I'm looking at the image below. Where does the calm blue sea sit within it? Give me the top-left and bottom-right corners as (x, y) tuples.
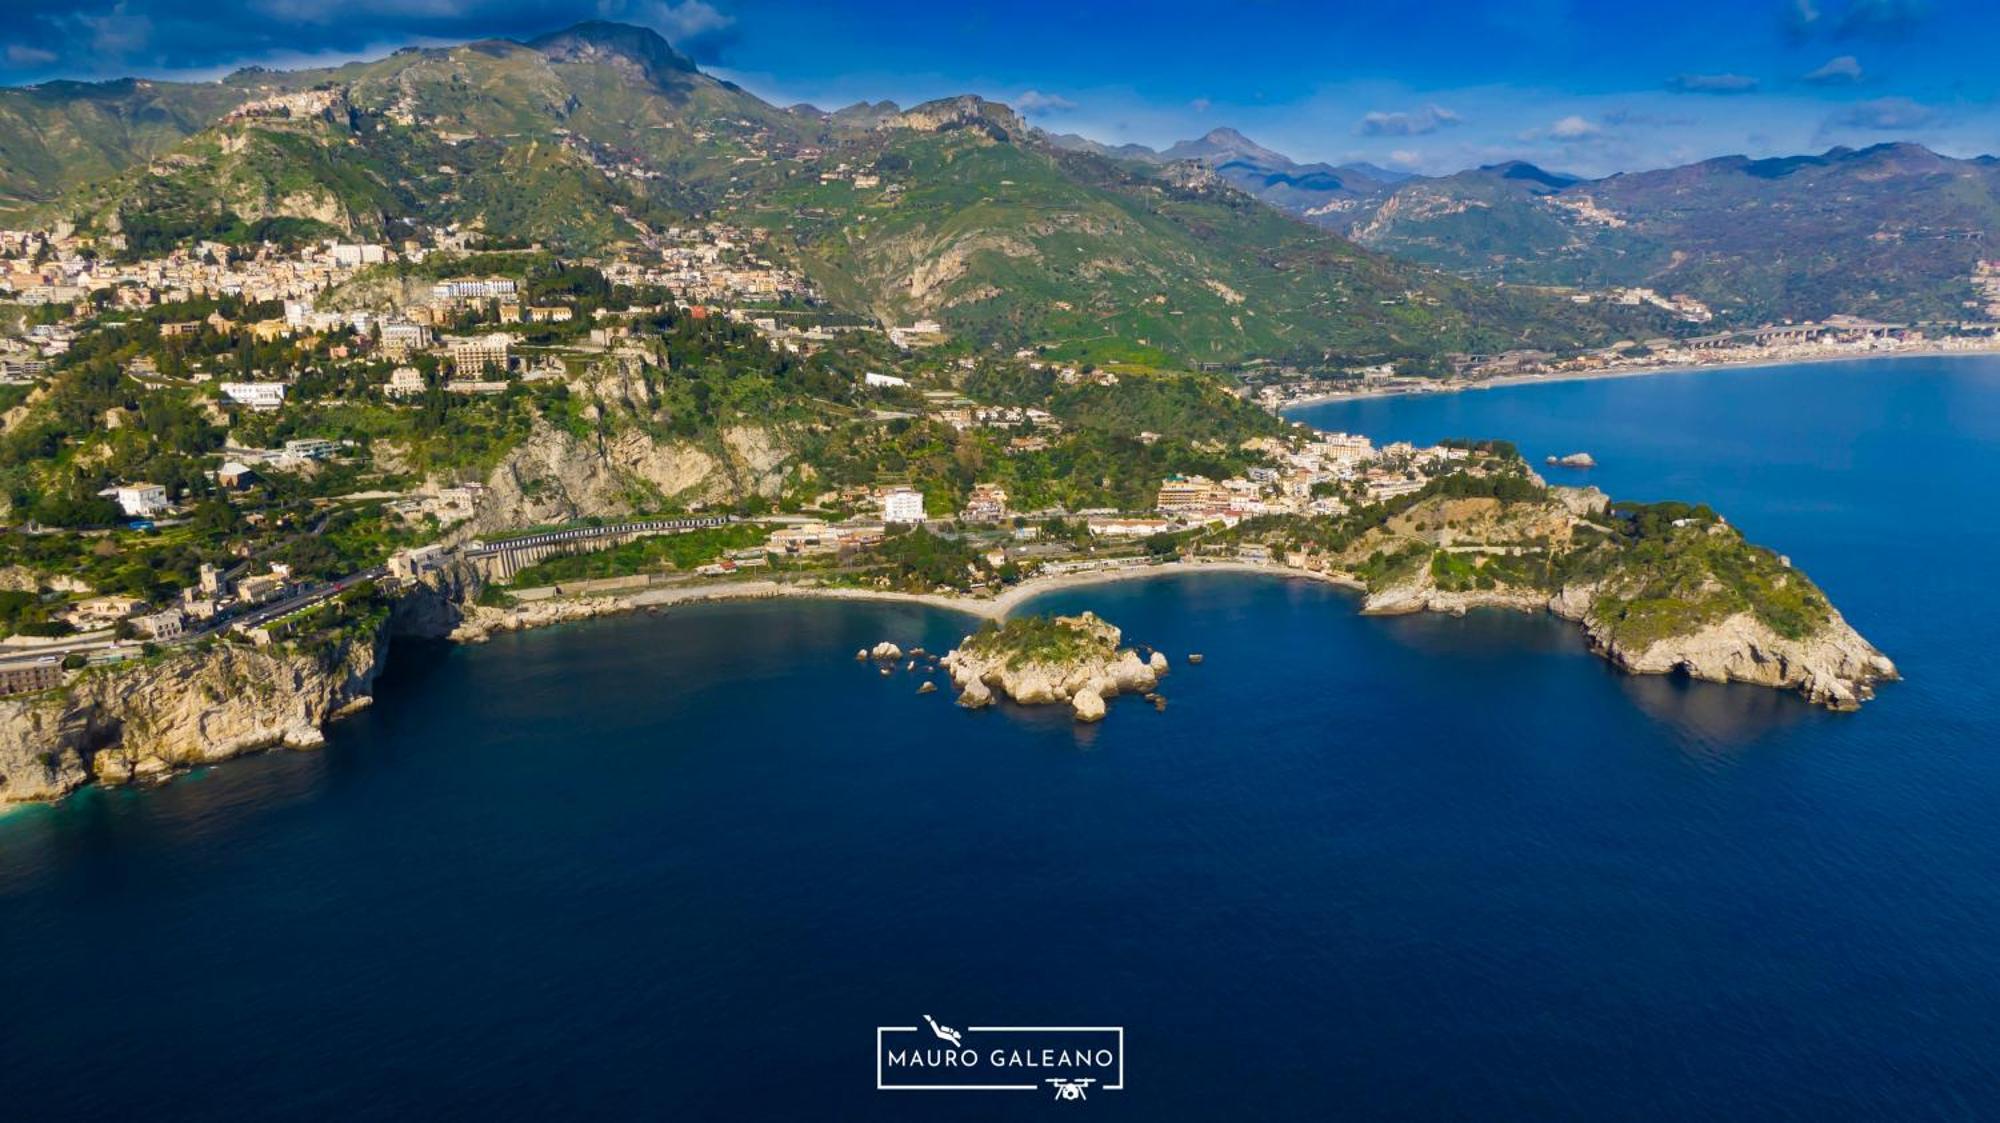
(5, 357), (2000, 1120)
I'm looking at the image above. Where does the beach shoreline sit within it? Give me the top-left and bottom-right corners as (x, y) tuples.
(504, 560), (1354, 629)
(1277, 344), (2000, 410)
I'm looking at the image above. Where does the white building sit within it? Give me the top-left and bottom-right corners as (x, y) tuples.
(863, 371), (908, 389)
(329, 243), (387, 267)
(109, 483), (170, 518)
(218, 382), (287, 411)
(431, 278), (518, 301)
(880, 487), (926, 525)
(131, 609), (187, 641)
(386, 366), (427, 397)
(283, 438), (340, 461)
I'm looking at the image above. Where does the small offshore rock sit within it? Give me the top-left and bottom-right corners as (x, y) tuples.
(855, 649), (868, 661)
(917, 681), (938, 695)
(1148, 651), (1169, 674)
(871, 641), (902, 661)
(1187, 653), (1204, 665)
(1071, 688), (1107, 723)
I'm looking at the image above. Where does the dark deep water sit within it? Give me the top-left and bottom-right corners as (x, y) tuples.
(6, 356), (2000, 1120)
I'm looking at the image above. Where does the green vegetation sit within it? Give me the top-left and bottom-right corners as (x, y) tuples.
(962, 613), (1115, 669)
(1563, 503), (1832, 647)
(863, 527), (983, 592)
(506, 524), (768, 587)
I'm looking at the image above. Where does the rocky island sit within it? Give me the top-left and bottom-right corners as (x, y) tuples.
(941, 613), (1168, 722)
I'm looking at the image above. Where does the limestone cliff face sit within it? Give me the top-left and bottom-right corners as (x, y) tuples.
(447, 595), (630, 643)
(471, 417), (788, 536)
(941, 612), (1166, 722)
(1360, 582), (1547, 617)
(1354, 564), (1897, 710)
(0, 632), (385, 803)
(1554, 594), (1898, 711)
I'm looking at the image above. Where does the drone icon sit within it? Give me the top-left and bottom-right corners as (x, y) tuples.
(1047, 1077), (1096, 1101)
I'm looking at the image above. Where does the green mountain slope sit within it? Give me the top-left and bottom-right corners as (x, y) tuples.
(733, 98), (1642, 363)
(48, 26), (802, 253)
(0, 78), (256, 221)
(15, 22), (1661, 363)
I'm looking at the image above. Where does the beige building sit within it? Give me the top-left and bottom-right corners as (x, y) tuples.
(447, 333), (512, 376)
(0, 656), (63, 697)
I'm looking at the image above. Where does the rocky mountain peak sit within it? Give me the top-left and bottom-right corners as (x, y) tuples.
(525, 20), (697, 82)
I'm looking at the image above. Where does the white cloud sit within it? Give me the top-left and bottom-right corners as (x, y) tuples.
(1826, 95), (1936, 130)
(607, 0), (734, 42)
(1016, 89), (1077, 114)
(1548, 114), (1604, 141)
(5, 44), (58, 66)
(1804, 55), (1864, 83)
(1667, 73), (1759, 94)
(76, 1), (152, 58)
(1358, 104), (1461, 136)
(1786, 0), (1822, 34)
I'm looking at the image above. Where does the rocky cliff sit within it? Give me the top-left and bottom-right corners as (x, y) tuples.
(0, 632), (384, 803)
(1552, 590), (1897, 710)
(0, 568), (477, 804)
(941, 612), (1167, 722)
(466, 368), (790, 537)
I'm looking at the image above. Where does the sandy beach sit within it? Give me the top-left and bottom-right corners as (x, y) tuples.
(1278, 344), (2000, 410)
(517, 560), (1353, 625)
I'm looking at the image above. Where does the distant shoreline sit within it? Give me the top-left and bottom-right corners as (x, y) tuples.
(1278, 345), (2000, 410)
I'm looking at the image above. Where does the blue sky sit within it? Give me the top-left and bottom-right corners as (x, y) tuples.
(5, 0), (1998, 175)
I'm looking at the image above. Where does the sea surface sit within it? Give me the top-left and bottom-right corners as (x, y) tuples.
(5, 356), (2000, 1119)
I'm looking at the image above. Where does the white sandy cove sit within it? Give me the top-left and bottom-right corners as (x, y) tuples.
(534, 560), (1353, 622)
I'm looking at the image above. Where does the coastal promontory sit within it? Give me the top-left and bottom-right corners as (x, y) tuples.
(1257, 459), (1897, 709)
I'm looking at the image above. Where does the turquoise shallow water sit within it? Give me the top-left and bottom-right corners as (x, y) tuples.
(4, 356), (2000, 1119)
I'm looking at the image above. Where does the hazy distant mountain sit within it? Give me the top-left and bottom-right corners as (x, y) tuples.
(1041, 132), (1157, 163)
(1343, 143), (2000, 323)
(1335, 162), (1419, 185)
(1045, 126), (1416, 221)
(1159, 127), (1294, 167)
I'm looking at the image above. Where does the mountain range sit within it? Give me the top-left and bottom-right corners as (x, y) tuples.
(1142, 129), (2000, 325)
(2, 23), (1665, 365)
(2, 20), (1992, 361)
